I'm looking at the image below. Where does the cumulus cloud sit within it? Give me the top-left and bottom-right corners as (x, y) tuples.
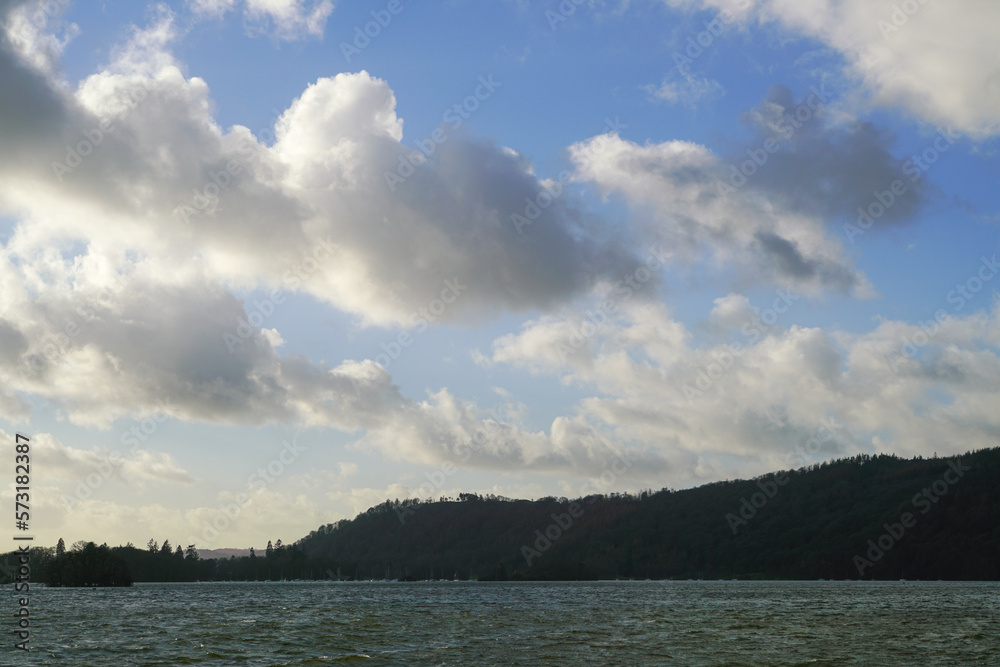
(569, 126), (874, 296)
(358, 388), (668, 479)
(2, 0), (993, 495)
(664, 0), (1000, 138)
(573, 84), (931, 294)
(485, 291), (1000, 484)
(0, 8), (642, 329)
(0, 4), (648, 472)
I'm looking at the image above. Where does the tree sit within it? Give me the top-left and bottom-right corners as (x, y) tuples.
(160, 540), (172, 556)
(185, 545), (199, 561)
(175, 544), (184, 560)
(56, 538), (66, 557)
(266, 540), (274, 558)
(46, 542), (132, 587)
(147, 539), (158, 553)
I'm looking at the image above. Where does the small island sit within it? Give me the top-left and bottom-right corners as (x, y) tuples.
(45, 541), (132, 587)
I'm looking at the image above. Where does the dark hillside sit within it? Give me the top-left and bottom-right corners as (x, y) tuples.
(296, 448), (1000, 581)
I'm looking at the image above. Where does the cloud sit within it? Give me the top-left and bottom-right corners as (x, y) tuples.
(357, 388), (669, 479)
(0, 5), (651, 469)
(2, 0), (993, 496)
(569, 127), (873, 296)
(644, 72), (725, 107)
(24, 485), (326, 549)
(570, 83), (934, 295)
(9, 10), (877, 478)
(485, 292), (1000, 484)
(2, 0), (80, 73)
(664, 0), (1000, 138)
(188, 0), (334, 40)
(2, 431), (194, 485)
(0, 9), (643, 329)
(735, 85), (926, 225)
(707, 292), (756, 332)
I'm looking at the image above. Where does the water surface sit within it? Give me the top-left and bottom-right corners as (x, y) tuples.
(7, 580), (998, 665)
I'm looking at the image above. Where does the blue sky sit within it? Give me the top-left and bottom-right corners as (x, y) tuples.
(0, 0), (997, 551)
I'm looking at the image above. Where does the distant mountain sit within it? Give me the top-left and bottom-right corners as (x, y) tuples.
(197, 548), (258, 560)
(294, 448), (1000, 581)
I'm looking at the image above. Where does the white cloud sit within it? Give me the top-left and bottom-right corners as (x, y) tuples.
(665, 0), (1000, 138)
(189, 0), (334, 40)
(1, 1), (995, 499)
(0, 9), (642, 329)
(358, 387), (669, 479)
(569, 131), (873, 296)
(3, 431), (195, 485)
(644, 72), (725, 107)
(2, 0), (80, 74)
(485, 293), (1000, 484)
(707, 293), (757, 332)
(0, 6), (648, 463)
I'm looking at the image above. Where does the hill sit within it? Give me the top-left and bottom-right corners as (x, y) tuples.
(5, 448), (997, 584)
(294, 448), (1000, 581)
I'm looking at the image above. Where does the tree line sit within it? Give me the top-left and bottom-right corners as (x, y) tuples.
(294, 447), (1000, 581)
(2, 537), (359, 586)
(4, 447), (998, 584)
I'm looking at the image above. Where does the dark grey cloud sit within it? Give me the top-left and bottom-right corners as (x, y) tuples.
(735, 85), (926, 227)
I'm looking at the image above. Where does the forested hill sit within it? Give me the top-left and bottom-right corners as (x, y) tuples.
(296, 448), (1000, 581)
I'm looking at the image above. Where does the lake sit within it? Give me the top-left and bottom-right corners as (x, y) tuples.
(7, 580), (998, 665)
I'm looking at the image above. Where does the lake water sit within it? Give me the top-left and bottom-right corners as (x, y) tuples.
(7, 580), (998, 665)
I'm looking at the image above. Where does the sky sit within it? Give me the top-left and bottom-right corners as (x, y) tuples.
(0, 0), (997, 552)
